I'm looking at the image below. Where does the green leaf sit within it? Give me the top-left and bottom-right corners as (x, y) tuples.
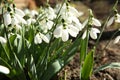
(81, 49), (94, 80)
(80, 38), (88, 64)
(94, 62), (120, 73)
(41, 60), (62, 80)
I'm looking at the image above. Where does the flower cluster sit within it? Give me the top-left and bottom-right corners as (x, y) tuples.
(0, 2), (101, 45)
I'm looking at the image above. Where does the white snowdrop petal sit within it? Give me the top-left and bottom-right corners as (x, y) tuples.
(53, 26), (62, 38)
(75, 22), (83, 31)
(27, 19), (32, 25)
(107, 16), (114, 27)
(92, 18), (101, 26)
(0, 36), (7, 44)
(0, 65), (10, 74)
(82, 19), (88, 28)
(3, 12), (11, 26)
(31, 19), (36, 23)
(11, 16), (19, 25)
(115, 19), (120, 23)
(68, 25), (79, 37)
(71, 16), (80, 23)
(69, 6), (80, 17)
(90, 31), (97, 39)
(31, 10), (38, 17)
(62, 29), (69, 42)
(82, 30), (87, 39)
(15, 24), (22, 30)
(24, 9), (30, 14)
(68, 29), (77, 37)
(91, 28), (100, 33)
(115, 14), (120, 23)
(15, 14), (27, 24)
(47, 20), (53, 30)
(114, 36), (120, 44)
(34, 34), (42, 44)
(15, 8), (25, 17)
(40, 33), (49, 43)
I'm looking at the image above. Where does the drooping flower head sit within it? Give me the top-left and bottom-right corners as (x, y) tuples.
(82, 9), (101, 40)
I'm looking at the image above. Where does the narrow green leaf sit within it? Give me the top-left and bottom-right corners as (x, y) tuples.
(80, 38), (87, 64)
(94, 62), (120, 73)
(81, 49), (94, 80)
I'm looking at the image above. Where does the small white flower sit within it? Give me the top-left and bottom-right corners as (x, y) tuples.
(82, 18), (101, 28)
(90, 28), (100, 39)
(34, 33), (42, 44)
(24, 9), (30, 15)
(68, 6), (83, 17)
(107, 16), (114, 27)
(40, 20), (54, 33)
(15, 24), (22, 30)
(82, 30), (87, 39)
(82, 28), (100, 39)
(11, 16), (19, 25)
(54, 24), (79, 42)
(34, 33), (49, 44)
(3, 12), (11, 26)
(14, 14), (27, 24)
(0, 36), (7, 44)
(0, 65), (10, 74)
(27, 18), (36, 25)
(31, 10), (38, 17)
(115, 14), (120, 23)
(15, 8), (25, 17)
(62, 29), (69, 42)
(53, 26), (62, 38)
(92, 18), (101, 26)
(46, 20), (54, 30)
(107, 13), (120, 27)
(46, 7), (56, 20)
(114, 36), (120, 44)
(67, 25), (79, 37)
(39, 33), (49, 43)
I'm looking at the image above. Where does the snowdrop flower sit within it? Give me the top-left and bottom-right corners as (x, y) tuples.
(54, 24), (79, 42)
(107, 13), (120, 27)
(14, 14), (27, 24)
(0, 65), (10, 74)
(34, 33), (49, 44)
(114, 36), (120, 44)
(45, 7), (56, 20)
(55, 3), (83, 18)
(3, 12), (11, 26)
(82, 18), (101, 28)
(30, 10), (38, 17)
(15, 8), (25, 17)
(82, 17), (101, 39)
(82, 28), (100, 39)
(40, 20), (54, 33)
(3, 7), (26, 27)
(15, 24), (22, 30)
(67, 16), (83, 31)
(27, 18), (36, 25)
(92, 18), (101, 26)
(0, 36), (7, 44)
(68, 5), (83, 17)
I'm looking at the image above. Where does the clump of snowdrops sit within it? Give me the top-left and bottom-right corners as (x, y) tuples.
(0, 0), (120, 80)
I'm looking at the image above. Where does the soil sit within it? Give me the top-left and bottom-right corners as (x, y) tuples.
(53, 1), (120, 80)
